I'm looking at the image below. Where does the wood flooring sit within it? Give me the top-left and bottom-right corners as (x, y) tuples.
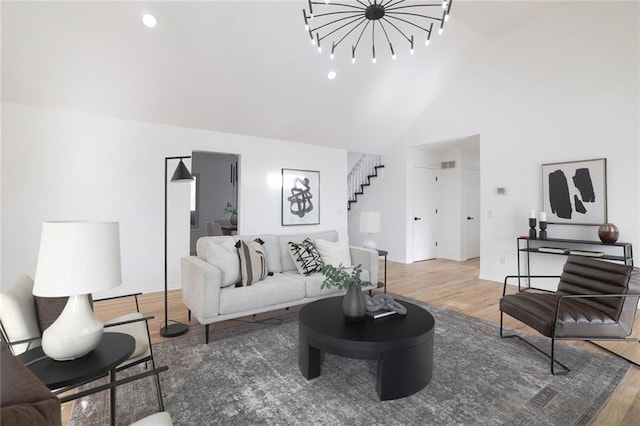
(65, 258), (639, 425)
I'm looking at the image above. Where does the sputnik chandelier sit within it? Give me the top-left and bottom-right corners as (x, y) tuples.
(303, 0), (454, 63)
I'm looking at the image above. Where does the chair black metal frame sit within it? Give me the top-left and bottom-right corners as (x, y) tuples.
(0, 292), (165, 410)
(501, 274), (640, 375)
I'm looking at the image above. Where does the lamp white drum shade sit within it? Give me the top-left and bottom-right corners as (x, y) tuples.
(360, 212), (381, 249)
(33, 221), (122, 360)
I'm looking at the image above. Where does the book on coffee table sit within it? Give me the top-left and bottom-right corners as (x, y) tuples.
(367, 309), (397, 319)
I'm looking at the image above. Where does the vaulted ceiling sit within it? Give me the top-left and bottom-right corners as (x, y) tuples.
(1, 1), (550, 153)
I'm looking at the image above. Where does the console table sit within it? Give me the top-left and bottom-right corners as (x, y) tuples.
(516, 237), (634, 288)
(377, 249), (388, 293)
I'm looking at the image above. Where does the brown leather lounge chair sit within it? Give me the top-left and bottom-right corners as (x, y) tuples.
(500, 255), (640, 375)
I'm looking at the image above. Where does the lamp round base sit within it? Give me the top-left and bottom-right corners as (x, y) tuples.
(160, 323), (189, 337)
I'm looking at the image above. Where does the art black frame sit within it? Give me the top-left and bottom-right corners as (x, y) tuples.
(281, 168), (320, 226)
(541, 158), (607, 225)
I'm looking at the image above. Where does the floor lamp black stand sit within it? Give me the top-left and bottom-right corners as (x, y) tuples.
(160, 155), (192, 338)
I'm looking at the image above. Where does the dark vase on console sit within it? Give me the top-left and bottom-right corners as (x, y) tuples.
(529, 218), (537, 239)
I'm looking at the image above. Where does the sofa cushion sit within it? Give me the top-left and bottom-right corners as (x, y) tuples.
(236, 239), (268, 286)
(288, 238), (324, 276)
(286, 268), (371, 298)
(203, 238), (240, 288)
(314, 239), (352, 267)
(219, 274), (306, 315)
(279, 230), (339, 272)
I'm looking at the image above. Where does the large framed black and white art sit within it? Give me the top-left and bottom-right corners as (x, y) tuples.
(281, 168), (320, 226)
(541, 158), (607, 225)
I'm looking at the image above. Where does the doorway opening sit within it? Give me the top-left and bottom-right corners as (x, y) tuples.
(189, 151), (239, 254)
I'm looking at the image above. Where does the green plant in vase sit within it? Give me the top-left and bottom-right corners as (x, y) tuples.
(224, 202), (238, 226)
(322, 264), (371, 321)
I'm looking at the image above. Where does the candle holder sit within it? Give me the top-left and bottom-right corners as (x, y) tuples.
(539, 221), (547, 240)
(529, 218), (537, 239)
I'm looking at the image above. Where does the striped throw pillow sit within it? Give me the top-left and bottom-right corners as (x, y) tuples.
(235, 239), (268, 286)
(288, 238), (324, 276)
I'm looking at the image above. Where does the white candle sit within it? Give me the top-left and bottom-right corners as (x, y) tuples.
(539, 211), (547, 222)
(530, 209), (536, 219)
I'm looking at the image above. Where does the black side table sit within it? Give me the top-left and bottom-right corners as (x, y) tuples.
(18, 332), (135, 426)
(377, 249), (388, 293)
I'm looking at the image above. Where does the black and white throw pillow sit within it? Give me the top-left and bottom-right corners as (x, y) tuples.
(288, 238), (324, 276)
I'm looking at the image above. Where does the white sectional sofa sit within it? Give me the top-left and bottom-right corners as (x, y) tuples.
(181, 230), (378, 343)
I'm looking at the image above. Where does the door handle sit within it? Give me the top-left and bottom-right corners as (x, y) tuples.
(414, 217), (422, 221)
(467, 216), (474, 220)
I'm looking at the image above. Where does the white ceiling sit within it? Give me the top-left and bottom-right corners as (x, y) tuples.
(1, 1), (551, 153)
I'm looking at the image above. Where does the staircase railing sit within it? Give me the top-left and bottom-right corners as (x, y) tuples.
(347, 154), (384, 210)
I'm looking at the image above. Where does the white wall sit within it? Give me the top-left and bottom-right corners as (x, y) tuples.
(398, 1), (639, 283)
(1, 103), (348, 295)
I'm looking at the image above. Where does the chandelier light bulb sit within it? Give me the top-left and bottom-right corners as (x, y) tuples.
(372, 57), (376, 64)
(328, 71), (336, 79)
(442, 1), (448, 9)
(392, 54), (396, 60)
(438, 27), (444, 35)
(311, 39), (316, 45)
(142, 13), (157, 28)
(352, 56), (356, 64)
(410, 48), (415, 55)
(330, 53), (334, 60)
(305, 24), (309, 31)
(318, 46), (322, 53)
(425, 39), (430, 46)
(445, 14), (450, 22)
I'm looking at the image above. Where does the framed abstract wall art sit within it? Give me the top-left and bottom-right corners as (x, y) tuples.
(281, 168), (320, 226)
(541, 158), (607, 225)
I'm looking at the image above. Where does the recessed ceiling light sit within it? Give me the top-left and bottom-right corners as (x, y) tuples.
(327, 71), (337, 80)
(142, 14), (157, 28)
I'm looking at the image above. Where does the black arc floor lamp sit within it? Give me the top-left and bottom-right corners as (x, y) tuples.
(161, 155), (193, 338)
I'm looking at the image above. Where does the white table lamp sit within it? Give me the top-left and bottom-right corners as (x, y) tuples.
(360, 211), (381, 250)
(33, 221), (122, 361)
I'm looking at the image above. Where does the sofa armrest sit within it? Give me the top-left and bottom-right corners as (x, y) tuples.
(349, 246), (379, 286)
(181, 256), (223, 324)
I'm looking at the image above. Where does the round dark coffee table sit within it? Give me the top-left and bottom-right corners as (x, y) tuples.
(298, 296), (434, 400)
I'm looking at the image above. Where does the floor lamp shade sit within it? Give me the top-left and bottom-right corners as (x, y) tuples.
(360, 212), (381, 250)
(33, 221), (122, 360)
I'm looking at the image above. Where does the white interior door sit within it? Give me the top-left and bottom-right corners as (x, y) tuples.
(412, 166), (437, 262)
(464, 167), (480, 259)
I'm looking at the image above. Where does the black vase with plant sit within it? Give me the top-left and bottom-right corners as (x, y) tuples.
(321, 264), (371, 321)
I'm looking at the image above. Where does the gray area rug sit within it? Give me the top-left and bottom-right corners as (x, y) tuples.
(70, 295), (629, 425)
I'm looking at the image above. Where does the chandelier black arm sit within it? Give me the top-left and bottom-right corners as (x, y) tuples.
(385, 3), (448, 13)
(307, 9), (365, 20)
(315, 14), (367, 43)
(352, 19), (372, 56)
(385, 14), (436, 33)
(378, 20), (395, 56)
(380, 17), (413, 43)
(332, 17), (369, 50)
(382, 0), (404, 9)
(308, 11), (363, 34)
(355, 0), (371, 9)
(386, 11), (445, 23)
(310, 1), (366, 11)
